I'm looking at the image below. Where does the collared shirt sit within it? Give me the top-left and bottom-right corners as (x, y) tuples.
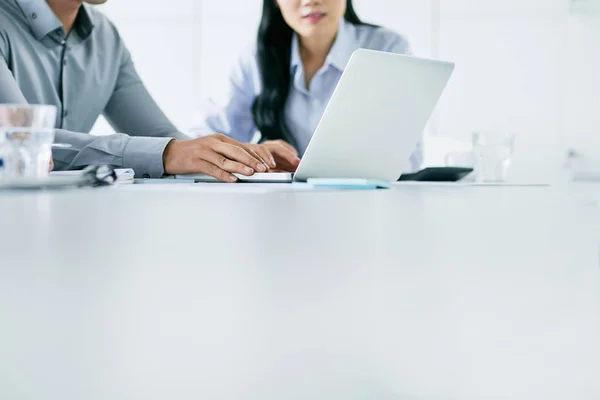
(0, 0), (186, 177)
(193, 19), (423, 172)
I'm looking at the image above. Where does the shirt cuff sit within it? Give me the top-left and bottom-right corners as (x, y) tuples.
(122, 136), (174, 178)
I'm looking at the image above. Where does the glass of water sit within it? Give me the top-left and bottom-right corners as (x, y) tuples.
(0, 104), (57, 178)
(472, 131), (516, 183)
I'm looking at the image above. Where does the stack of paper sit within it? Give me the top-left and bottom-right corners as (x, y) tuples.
(115, 169), (134, 184)
(50, 168), (135, 184)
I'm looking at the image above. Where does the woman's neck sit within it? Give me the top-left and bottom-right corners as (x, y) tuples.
(46, 0), (83, 34)
(299, 28), (338, 89)
(299, 34), (335, 64)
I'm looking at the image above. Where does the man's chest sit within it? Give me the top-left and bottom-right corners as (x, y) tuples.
(8, 36), (119, 130)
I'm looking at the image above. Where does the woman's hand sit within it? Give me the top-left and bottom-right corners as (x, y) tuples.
(253, 140), (301, 172)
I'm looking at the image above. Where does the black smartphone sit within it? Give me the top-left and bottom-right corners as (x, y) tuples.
(398, 167), (474, 182)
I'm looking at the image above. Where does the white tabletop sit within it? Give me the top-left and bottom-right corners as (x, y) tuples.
(0, 183), (599, 399)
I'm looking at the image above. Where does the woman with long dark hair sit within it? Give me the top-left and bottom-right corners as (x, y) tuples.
(193, 0), (422, 173)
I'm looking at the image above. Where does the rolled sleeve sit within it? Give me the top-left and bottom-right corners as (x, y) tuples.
(122, 136), (173, 178)
(53, 130), (172, 178)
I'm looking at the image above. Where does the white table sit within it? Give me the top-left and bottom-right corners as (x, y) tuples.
(1, 183), (599, 399)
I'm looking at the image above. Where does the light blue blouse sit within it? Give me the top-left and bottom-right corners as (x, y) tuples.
(193, 19), (423, 172)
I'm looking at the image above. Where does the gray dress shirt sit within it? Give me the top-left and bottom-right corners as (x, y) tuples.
(0, 0), (188, 177)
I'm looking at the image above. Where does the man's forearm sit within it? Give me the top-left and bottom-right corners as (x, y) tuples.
(53, 129), (173, 178)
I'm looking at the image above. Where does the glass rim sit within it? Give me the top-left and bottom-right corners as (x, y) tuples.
(472, 130), (517, 137)
(0, 103), (58, 111)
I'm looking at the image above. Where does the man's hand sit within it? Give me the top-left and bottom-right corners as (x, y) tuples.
(48, 154), (54, 172)
(249, 140), (301, 172)
(162, 134), (276, 182)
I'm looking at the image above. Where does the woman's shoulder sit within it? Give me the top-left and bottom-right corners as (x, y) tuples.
(234, 41), (260, 69)
(223, 42), (262, 91)
(350, 23), (411, 55)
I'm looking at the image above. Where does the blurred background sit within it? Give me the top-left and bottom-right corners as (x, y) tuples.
(93, 0), (600, 183)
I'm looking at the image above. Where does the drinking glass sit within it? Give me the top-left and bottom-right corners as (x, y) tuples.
(472, 131), (516, 183)
(0, 105), (57, 179)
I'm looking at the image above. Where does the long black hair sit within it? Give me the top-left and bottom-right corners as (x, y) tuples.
(252, 0), (368, 148)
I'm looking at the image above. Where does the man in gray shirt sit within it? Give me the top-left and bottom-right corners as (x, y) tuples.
(0, 0), (278, 181)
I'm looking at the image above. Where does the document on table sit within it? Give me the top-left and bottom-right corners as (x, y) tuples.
(51, 168), (135, 184)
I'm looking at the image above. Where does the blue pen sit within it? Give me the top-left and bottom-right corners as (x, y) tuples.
(306, 178), (392, 190)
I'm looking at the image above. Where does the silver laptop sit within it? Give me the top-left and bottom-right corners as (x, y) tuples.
(178, 49), (455, 183)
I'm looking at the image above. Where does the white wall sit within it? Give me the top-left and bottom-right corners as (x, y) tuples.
(93, 0), (600, 182)
(563, 9), (600, 153)
(433, 0), (600, 181)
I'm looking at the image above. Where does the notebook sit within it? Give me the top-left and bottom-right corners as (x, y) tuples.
(50, 168), (135, 184)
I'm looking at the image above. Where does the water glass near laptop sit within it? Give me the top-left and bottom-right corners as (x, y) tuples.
(472, 131), (516, 183)
(445, 131), (516, 183)
(0, 104), (56, 179)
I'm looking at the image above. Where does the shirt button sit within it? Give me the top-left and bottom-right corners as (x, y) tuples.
(31, 13), (37, 20)
(63, 59), (67, 66)
(62, 110), (68, 118)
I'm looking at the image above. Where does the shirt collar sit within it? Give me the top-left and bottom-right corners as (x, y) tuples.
(75, 4), (95, 40)
(16, 0), (62, 40)
(290, 19), (356, 73)
(15, 0), (95, 41)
